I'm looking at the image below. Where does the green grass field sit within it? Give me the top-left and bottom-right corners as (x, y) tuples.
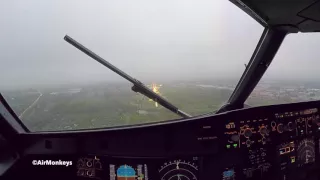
(3, 81), (307, 132)
(2, 83), (233, 131)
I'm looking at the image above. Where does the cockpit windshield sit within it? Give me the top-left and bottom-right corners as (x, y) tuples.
(0, 0), (262, 131)
(246, 33), (320, 107)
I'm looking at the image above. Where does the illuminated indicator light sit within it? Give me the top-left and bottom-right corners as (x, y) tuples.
(233, 144), (238, 148)
(226, 145), (231, 149)
(280, 149), (285, 155)
(291, 157), (295, 163)
(223, 170), (234, 177)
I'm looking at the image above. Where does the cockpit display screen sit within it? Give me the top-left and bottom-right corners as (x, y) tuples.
(76, 156), (199, 180)
(109, 164), (148, 180)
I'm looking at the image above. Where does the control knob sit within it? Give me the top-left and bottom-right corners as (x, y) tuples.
(244, 128), (253, 138)
(246, 139), (252, 146)
(287, 122), (296, 131)
(259, 126), (268, 136)
(86, 160), (93, 167)
(277, 123), (284, 133)
(86, 169), (94, 177)
(231, 134), (240, 142)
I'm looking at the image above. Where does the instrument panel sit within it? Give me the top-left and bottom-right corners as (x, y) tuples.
(76, 156), (199, 180)
(221, 107), (320, 180)
(71, 107), (319, 180)
(5, 101), (320, 180)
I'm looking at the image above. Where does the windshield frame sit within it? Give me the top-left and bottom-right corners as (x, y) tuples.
(216, 27), (289, 113)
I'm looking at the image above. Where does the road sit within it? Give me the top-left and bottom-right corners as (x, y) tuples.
(19, 91), (42, 119)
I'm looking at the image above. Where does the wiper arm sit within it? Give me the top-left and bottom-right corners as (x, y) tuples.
(64, 35), (191, 118)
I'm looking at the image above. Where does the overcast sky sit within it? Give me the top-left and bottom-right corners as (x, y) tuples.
(0, 0), (319, 89)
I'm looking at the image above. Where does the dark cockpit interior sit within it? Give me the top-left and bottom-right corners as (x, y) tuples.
(1, 0), (320, 180)
(2, 96), (320, 180)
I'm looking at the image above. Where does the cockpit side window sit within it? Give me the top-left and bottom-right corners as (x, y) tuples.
(246, 33), (320, 107)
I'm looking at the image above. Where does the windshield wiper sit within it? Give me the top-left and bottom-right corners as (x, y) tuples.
(64, 35), (191, 118)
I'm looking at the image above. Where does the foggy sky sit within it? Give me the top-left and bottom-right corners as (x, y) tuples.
(1, 0), (319, 90)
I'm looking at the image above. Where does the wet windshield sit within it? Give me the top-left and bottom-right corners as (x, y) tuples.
(246, 33), (320, 107)
(0, 0), (262, 131)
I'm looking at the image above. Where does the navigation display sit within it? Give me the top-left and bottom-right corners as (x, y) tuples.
(297, 138), (315, 166)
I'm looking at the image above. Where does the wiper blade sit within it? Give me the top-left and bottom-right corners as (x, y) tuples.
(64, 35), (191, 118)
